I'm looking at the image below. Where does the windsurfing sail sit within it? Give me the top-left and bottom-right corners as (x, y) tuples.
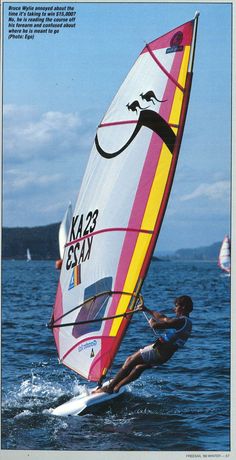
(26, 248), (31, 262)
(218, 235), (231, 274)
(50, 14), (199, 384)
(56, 202), (73, 269)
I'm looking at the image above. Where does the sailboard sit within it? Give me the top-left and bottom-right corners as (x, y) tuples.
(55, 202), (73, 270)
(26, 248), (31, 262)
(51, 381), (126, 416)
(218, 235), (231, 274)
(49, 13), (199, 416)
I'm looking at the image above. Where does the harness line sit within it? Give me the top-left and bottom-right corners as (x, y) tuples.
(142, 311), (159, 337)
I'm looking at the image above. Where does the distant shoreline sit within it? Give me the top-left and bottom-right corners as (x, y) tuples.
(2, 223), (221, 262)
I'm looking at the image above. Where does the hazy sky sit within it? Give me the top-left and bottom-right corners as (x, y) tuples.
(3, 2), (232, 252)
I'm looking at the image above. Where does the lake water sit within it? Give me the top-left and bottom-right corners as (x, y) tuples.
(1, 259), (230, 452)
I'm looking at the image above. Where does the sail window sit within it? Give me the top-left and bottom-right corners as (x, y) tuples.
(72, 277), (113, 337)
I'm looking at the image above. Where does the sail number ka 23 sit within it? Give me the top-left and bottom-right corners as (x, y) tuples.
(66, 209), (99, 270)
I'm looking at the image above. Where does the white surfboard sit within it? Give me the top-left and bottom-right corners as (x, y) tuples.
(51, 384), (126, 416)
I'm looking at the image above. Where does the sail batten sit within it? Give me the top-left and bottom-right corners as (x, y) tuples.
(65, 226), (154, 248)
(146, 42), (185, 92)
(52, 16), (199, 383)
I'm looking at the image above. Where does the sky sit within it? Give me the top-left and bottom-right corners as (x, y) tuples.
(2, 1), (232, 252)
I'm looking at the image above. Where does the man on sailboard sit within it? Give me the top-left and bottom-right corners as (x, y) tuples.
(94, 295), (193, 394)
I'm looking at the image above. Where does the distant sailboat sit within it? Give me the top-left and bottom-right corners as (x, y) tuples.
(26, 248), (31, 262)
(55, 202), (73, 270)
(218, 235), (231, 274)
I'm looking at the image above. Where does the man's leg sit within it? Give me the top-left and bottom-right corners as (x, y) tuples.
(107, 351), (144, 390)
(94, 350), (145, 393)
(113, 363), (151, 393)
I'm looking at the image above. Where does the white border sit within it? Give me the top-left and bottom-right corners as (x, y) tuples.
(1, 1), (235, 459)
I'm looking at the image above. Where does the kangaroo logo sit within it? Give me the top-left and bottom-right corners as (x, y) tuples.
(140, 91), (167, 104)
(96, 90), (176, 159)
(126, 100), (148, 113)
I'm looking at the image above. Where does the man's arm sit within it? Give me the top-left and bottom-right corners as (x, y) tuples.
(142, 305), (167, 320)
(149, 317), (184, 330)
(140, 306), (184, 330)
(140, 305), (184, 329)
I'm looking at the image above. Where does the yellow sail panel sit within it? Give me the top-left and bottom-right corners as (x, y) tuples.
(179, 46), (191, 86)
(169, 46), (191, 127)
(109, 232), (151, 336)
(141, 146), (172, 230)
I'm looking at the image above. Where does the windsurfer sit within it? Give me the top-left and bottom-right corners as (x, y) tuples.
(93, 295), (193, 394)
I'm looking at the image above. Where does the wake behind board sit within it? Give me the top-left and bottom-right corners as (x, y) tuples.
(51, 385), (126, 416)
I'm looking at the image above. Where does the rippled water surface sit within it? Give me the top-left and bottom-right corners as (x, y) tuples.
(1, 259), (230, 451)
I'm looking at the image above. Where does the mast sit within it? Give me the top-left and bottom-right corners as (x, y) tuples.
(188, 12), (200, 73)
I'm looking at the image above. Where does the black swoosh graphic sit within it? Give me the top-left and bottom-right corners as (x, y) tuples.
(95, 110), (176, 159)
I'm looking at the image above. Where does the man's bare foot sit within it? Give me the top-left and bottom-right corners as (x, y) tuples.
(91, 387), (102, 394)
(113, 385), (120, 393)
(102, 386), (114, 394)
(92, 385), (113, 394)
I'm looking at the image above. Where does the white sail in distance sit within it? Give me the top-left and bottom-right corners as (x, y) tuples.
(218, 235), (231, 274)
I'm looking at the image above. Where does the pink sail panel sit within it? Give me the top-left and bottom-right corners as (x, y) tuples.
(142, 19), (194, 52)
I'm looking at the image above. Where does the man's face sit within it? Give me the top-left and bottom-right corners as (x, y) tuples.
(173, 303), (184, 316)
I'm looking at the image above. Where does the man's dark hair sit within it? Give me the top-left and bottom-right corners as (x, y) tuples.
(175, 295), (193, 313)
